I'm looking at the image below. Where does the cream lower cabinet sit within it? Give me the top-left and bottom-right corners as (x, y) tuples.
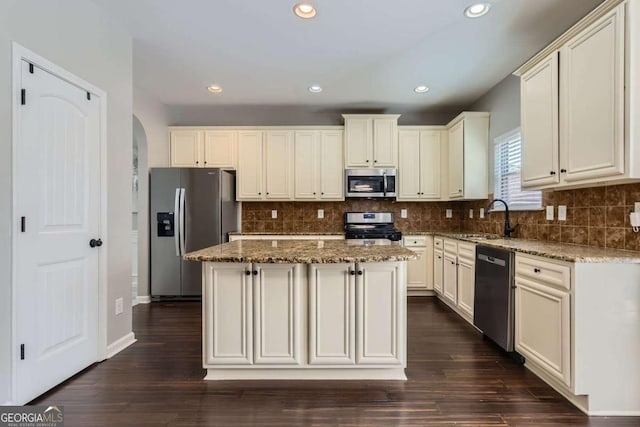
(308, 263), (356, 365)
(442, 240), (458, 305)
(356, 262), (404, 365)
(203, 263), (253, 365)
(403, 235), (434, 293)
(456, 242), (476, 320)
(203, 263), (303, 366)
(433, 248), (444, 295)
(515, 254), (571, 388)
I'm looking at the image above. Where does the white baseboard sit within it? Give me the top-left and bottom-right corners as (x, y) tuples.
(106, 332), (137, 358)
(134, 295), (151, 306)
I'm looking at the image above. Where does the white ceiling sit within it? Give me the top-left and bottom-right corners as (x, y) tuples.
(91, 0), (603, 111)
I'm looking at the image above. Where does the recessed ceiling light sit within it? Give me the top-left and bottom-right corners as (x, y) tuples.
(464, 3), (491, 18)
(308, 84), (322, 93)
(294, 3), (317, 19)
(207, 85), (223, 93)
(414, 85), (430, 93)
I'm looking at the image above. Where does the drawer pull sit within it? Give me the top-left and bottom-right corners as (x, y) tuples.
(533, 268), (541, 273)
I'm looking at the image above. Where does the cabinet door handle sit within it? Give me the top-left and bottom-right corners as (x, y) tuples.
(560, 168), (567, 173)
(533, 268), (541, 273)
(550, 171), (556, 176)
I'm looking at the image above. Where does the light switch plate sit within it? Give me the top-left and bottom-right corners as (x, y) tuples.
(401, 209), (408, 219)
(446, 209), (453, 218)
(115, 297), (123, 315)
(479, 208), (485, 219)
(635, 202), (640, 213)
(271, 210), (277, 219)
(469, 209), (473, 219)
(546, 206), (554, 221)
(317, 209), (324, 219)
(558, 205), (567, 221)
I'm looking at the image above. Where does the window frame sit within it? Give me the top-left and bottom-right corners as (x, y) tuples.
(492, 127), (542, 212)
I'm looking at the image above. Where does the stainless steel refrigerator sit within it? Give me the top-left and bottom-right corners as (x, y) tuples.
(150, 168), (238, 297)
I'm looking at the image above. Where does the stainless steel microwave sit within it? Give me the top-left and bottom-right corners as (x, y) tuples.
(345, 168), (397, 199)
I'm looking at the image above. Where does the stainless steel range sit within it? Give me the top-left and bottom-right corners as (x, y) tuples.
(344, 212), (402, 244)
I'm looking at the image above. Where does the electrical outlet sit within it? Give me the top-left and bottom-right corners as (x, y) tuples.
(635, 202), (640, 213)
(271, 210), (277, 219)
(469, 209), (473, 219)
(479, 208), (485, 219)
(546, 206), (554, 221)
(271, 240), (278, 248)
(446, 209), (453, 219)
(558, 205), (567, 221)
(317, 209), (324, 219)
(115, 297), (123, 315)
(401, 209), (408, 219)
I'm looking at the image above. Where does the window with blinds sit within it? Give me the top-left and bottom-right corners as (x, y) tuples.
(493, 128), (542, 211)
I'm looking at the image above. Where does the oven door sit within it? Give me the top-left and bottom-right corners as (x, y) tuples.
(345, 169), (396, 198)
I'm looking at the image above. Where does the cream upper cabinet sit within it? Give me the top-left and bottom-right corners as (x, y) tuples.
(560, 4), (625, 183)
(521, 51), (560, 187)
(398, 129), (443, 201)
(446, 113), (489, 200)
(319, 131), (344, 200)
(170, 129), (236, 168)
(343, 114), (400, 168)
(294, 130), (344, 201)
(237, 131), (264, 200)
(264, 131), (294, 200)
(203, 130), (237, 168)
(170, 130), (202, 167)
(516, 2), (638, 190)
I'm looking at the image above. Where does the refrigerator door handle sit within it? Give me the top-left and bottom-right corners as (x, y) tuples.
(174, 188), (181, 256)
(179, 188), (186, 256)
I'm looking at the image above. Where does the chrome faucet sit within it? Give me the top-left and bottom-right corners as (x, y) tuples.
(487, 199), (518, 238)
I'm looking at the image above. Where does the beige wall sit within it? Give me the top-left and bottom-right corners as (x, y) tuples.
(0, 0), (133, 403)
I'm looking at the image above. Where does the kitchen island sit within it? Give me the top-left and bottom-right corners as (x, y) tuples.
(184, 239), (416, 380)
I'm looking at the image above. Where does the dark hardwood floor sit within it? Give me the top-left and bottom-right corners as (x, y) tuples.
(33, 298), (640, 426)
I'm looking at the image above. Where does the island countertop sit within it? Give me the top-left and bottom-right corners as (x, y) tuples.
(184, 239), (417, 264)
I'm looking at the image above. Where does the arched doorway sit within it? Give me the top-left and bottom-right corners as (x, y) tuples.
(132, 115), (149, 304)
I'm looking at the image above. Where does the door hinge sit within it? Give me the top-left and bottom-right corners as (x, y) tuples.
(20, 216), (25, 232)
(20, 344), (25, 360)
(29, 63), (34, 74)
(21, 89), (25, 105)
(87, 92), (91, 101)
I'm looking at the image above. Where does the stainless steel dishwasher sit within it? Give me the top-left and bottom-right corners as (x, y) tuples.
(473, 245), (516, 352)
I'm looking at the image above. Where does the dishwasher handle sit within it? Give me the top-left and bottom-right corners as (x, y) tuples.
(478, 253), (507, 267)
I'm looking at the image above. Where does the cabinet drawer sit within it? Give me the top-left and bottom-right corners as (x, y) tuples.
(443, 239), (457, 255)
(404, 236), (427, 247)
(457, 242), (476, 262)
(515, 254), (571, 290)
(434, 238), (443, 249)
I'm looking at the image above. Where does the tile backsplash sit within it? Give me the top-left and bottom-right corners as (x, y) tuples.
(241, 183), (640, 252)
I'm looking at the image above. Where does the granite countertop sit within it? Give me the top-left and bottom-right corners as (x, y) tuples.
(184, 239), (417, 264)
(229, 232), (344, 236)
(433, 233), (640, 264)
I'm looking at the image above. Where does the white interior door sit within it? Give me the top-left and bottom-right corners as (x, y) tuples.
(15, 60), (101, 403)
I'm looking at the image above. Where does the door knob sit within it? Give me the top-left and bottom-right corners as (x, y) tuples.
(89, 238), (102, 248)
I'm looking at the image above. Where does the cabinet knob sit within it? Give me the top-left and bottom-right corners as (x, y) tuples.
(258, 192), (262, 195)
(366, 160), (369, 163)
(550, 171), (556, 176)
(204, 161), (207, 165)
(245, 270), (251, 276)
(349, 270), (355, 276)
(560, 168), (567, 173)
(374, 160), (377, 163)
(313, 192), (316, 195)
(357, 270), (363, 275)
(458, 189), (462, 193)
(252, 270), (258, 275)
(533, 268), (541, 273)
(266, 192), (270, 195)
(196, 161), (199, 164)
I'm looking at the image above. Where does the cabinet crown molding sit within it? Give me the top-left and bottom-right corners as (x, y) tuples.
(341, 114), (401, 120)
(446, 111), (490, 128)
(514, 0), (626, 76)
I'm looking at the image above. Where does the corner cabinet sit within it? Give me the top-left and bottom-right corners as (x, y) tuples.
(398, 129), (445, 200)
(294, 130), (344, 201)
(446, 112), (489, 200)
(170, 129), (237, 168)
(518, 1), (636, 190)
(343, 114), (400, 168)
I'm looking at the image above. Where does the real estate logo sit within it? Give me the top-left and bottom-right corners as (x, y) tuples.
(0, 405), (64, 427)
